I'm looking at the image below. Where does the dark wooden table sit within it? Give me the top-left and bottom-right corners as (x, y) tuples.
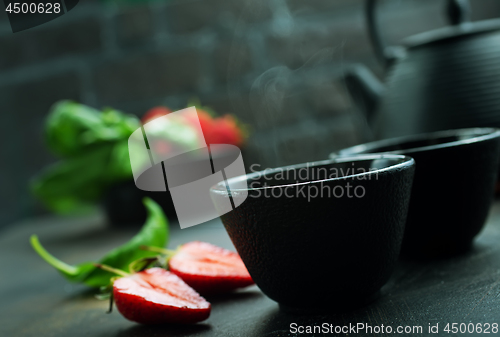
(2, 200), (500, 337)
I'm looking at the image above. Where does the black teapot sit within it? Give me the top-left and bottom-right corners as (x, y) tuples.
(346, 0), (500, 140)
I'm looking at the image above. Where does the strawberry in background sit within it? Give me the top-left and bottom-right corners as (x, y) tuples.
(208, 115), (245, 147)
(141, 106), (172, 124)
(141, 101), (247, 147)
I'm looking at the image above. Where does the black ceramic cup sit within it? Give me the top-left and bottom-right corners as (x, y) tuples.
(331, 128), (500, 258)
(210, 155), (415, 312)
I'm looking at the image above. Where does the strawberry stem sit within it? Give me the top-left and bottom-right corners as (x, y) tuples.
(128, 257), (158, 274)
(107, 292), (114, 314)
(140, 245), (177, 257)
(30, 235), (79, 276)
(94, 264), (130, 278)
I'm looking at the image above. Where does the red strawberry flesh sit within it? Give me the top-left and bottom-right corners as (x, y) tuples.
(168, 241), (254, 294)
(113, 268), (210, 324)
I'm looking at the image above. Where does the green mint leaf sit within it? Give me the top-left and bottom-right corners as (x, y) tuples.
(81, 197), (169, 287)
(30, 198), (169, 287)
(30, 143), (115, 214)
(45, 100), (140, 158)
(30, 235), (95, 283)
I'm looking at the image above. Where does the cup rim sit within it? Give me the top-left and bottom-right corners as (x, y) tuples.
(331, 127), (500, 158)
(210, 154), (414, 193)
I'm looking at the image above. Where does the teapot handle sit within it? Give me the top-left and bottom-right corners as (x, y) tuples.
(366, 0), (471, 68)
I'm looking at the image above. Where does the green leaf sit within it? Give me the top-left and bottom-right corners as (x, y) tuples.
(45, 101), (104, 157)
(34, 101), (140, 213)
(31, 143), (115, 214)
(105, 140), (134, 182)
(30, 198), (169, 287)
(30, 235), (95, 283)
(44, 100), (140, 157)
(31, 140), (135, 214)
(82, 197), (169, 287)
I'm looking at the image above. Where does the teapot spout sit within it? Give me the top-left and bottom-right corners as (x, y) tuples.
(344, 64), (384, 122)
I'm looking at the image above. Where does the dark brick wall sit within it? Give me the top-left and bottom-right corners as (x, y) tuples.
(1, 0), (499, 228)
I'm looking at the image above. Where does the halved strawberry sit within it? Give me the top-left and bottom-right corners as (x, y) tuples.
(113, 267), (211, 324)
(168, 241), (254, 295)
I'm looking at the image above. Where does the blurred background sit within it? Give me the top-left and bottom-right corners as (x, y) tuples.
(1, 0), (500, 230)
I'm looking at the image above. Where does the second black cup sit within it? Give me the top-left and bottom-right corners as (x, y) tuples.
(331, 128), (500, 258)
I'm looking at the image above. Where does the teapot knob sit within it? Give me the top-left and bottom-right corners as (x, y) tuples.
(446, 0), (471, 25)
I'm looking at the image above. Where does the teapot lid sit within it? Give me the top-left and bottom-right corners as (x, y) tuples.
(402, 18), (500, 49)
